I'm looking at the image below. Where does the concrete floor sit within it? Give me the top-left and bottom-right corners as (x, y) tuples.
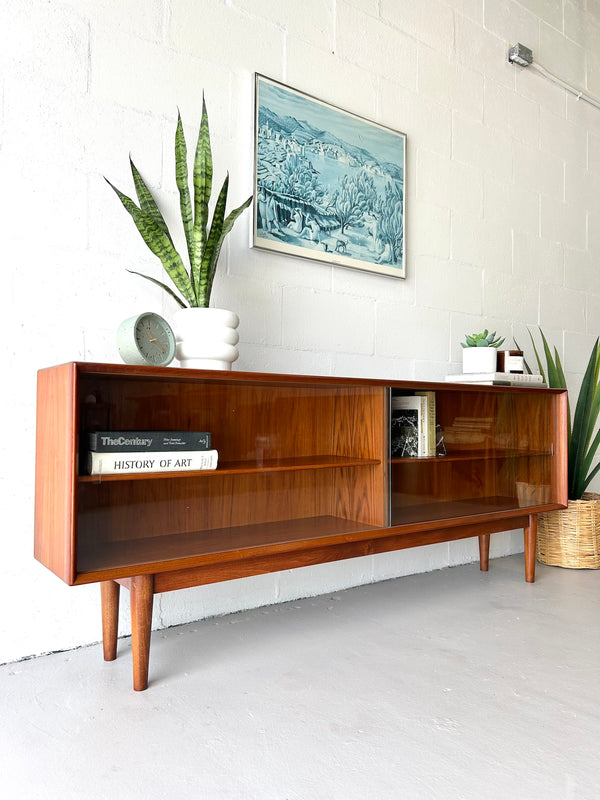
(2, 554), (599, 800)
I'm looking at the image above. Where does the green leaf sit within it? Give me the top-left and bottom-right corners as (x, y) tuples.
(539, 329), (565, 389)
(554, 347), (567, 388)
(129, 159), (171, 242)
(105, 178), (195, 306)
(204, 193), (253, 302)
(581, 458), (600, 495)
(126, 269), (187, 308)
(528, 327), (572, 446)
(569, 339), (600, 498)
(553, 346), (572, 444)
(527, 328), (547, 384)
(175, 110), (195, 280)
(579, 426), (600, 494)
(191, 95), (213, 290)
(195, 174), (229, 307)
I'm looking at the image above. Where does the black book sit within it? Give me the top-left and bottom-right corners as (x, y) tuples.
(87, 430), (212, 452)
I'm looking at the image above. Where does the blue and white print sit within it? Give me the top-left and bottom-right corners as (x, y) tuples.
(253, 75), (406, 278)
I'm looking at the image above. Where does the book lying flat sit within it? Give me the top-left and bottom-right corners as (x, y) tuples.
(453, 381), (548, 386)
(445, 372), (544, 384)
(88, 430), (211, 451)
(88, 449), (218, 475)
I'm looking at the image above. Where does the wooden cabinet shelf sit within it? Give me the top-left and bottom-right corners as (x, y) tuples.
(392, 496), (534, 525)
(34, 362), (568, 690)
(78, 454), (381, 482)
(392, 449), (552, 463)
(77, 515), (385, 577)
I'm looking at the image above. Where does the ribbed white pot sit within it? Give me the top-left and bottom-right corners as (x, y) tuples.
(173, 308), (240, 370)
(462, 346), (497, 373)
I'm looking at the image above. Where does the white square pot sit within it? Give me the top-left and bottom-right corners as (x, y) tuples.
(462, 346), (497, 373)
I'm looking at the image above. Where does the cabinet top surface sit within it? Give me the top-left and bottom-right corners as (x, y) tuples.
(40, 361), (567, 395)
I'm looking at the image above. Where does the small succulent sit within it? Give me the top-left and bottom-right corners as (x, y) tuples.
(461, 330), (505, 348)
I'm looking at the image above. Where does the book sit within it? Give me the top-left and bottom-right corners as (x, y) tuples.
(445, 379), (548, 387)
(88, 430), (212, 452)
(391, 395), (424, 457)
(444, 372), (544, 384)
(415, 390), (436, 457)
(87, 449), (218, 475)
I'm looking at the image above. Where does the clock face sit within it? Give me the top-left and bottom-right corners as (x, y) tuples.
(117, 313), (176, 366)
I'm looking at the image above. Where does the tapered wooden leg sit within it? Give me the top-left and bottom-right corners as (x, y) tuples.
(478, 534), (490, 572)
(524, 515), (537, 583)
(101, 580), (120, 661)
(130, 574), (154, 691)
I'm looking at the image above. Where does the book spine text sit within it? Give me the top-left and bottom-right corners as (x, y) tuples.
(88, 449), (218, 475)
(88, 431), (212, 452)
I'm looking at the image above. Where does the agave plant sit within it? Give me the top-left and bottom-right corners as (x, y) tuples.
(106, 97), (252, 308)
(523, 328), (600, 500)
(461, 330), (505, 348)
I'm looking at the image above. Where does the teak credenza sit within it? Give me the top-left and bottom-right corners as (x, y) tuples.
(34, 363), (568, 690)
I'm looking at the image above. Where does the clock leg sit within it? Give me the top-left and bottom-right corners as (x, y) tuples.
(130, 574), (154, 691)
(101, 580), (120, 661)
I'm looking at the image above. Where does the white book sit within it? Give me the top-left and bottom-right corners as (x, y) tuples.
(415, 390), (436, 457)
(451, 381), (547, 387)
(88, 449), (218, 475)
(445, 372), (544, 384)
(391, 395), (427, 457)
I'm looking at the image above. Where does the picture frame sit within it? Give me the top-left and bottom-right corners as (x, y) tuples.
(253, 74), (406, 279)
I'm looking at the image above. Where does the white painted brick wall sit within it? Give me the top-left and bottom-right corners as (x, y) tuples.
(483, 0), (540, 53)
(456, 13), (515, 87)
(380, 0), (455, 56)
(2, 0), (600, 664)
(540, 108), (588, 170)
(540, 284), (587, 332)
(418, 46), (484, 120)
(336, 3), (418, 88)
(539, 21), (587, 88)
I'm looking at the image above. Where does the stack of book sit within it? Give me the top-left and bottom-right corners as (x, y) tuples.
(390, 391), (436, 458)
(444, 371), (546, 386)
(86, 430), (217, 475)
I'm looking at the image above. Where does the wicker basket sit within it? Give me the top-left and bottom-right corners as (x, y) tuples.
(537, 492), (600, 569)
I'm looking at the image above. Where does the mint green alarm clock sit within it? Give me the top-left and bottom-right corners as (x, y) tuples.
(117, 312), (176, 366)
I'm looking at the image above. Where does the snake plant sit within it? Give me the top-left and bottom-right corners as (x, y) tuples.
(106, 97), (252, 308)
(461, 330), (505, 348)
(524, 328), (600, 500)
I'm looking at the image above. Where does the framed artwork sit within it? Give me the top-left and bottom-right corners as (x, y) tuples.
(253, 74), (406, 279)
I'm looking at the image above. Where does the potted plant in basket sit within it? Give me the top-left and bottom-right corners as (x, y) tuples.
(106, 95), (252, 369)
(525, 328), (600, 568)
(461, 329), (505, 373)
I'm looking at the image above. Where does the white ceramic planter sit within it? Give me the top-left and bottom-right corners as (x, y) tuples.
(462, 346), (497, 374)
(173, 308), (240, 370)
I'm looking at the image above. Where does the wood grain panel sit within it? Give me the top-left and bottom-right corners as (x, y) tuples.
(34, 363), (78, 584)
